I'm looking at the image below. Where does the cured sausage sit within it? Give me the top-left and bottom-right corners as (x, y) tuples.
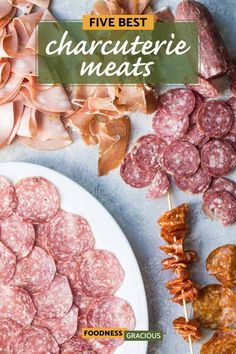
(174, 167), (211, 194)
(227, 96), (236, 134)
(189, 94), (203, 125)
(0, 176), (17, 220)
(182, 125), (205, 146)
(147, 169), (170, 199)
(158, 89), (195, 120)
(187, 76), (219, 98)
(0, 241), (16, 284)
(224, 133), (236, 151)
(60, 335), (96, 354)
(200, 328), (236, 354)
(204, 176), (236, 199)
(0, 319), (22, 354)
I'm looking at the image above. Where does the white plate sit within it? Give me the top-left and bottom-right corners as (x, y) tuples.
(0, 162), (148, 354)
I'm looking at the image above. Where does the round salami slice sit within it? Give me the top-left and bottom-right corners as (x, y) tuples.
(206, 245), (236, 288)
(60, 336), (96, 354)
(193, 284), (236, 329)
(198, 136), (210, 149)
(200, 328), (236, 354)
(78, 250), (125, 298)
(224, 133), (236, 151)
(132, 134), (166, 171)
(120, 153), (156, 188)
(45, 209), (95, 261)
(174, 167), (211, 194)
(0, 319), (22, 354)
(163, 141), (200, 177)
(201, 139), (236, 177)
(197, 101), (233, 138)
(147, 169), (170, 199)
(227, 96), (236, 134)
(0, 214), (35, 260)
(158, 88), (195, 119)
(9, 325), (59, 354)
(12, 246), (56, 295)
(182, 124), (205, 146)
(187, 77), (219, 98)
(189, 94), (203, 125)
(152, 110), (189, 143)
(34, 223), (49, 249)
(0, 241), (16, 284)
(33, 305), (78, 345)
(0, 177), (17, 220)
(32, 273), (73, 320)
(204, 177), (236, 199)
(0, 285), (36, 326)
(15, 177), (60, 224)
(88, 339), (116, 354)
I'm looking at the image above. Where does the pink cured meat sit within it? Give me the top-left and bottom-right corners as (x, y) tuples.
(132, 134), (166, 171)
(187, 76), (219, 98)
(201, 140), (236, 177)
(152, 110), (189, 143)
(78, 250), (125, 298)
(120, 153), (156, 188)
(0, 285), (36, 326)
(182, 124), (205, 146)
(0, 214), (35, 260)
(158, 88), (195, 119)
(9, 325), (59, 354)
(174, 167), (212, 194)
(0, 319), (22, 354)
(33, 305), (78, 345)
(89, 339), (115, 354)
(197, 101), (233, 138)
(12, 246), (56, 295)
(189, 94), (203, 125)
(0, 241), (16, 284)
(204, 177), (236, 199)
(34, 223), (49, 249)
(0, 176), (17, 220)
(147, 169), (170, 199)
(227, 97), (236, 134)
(60, 336), (96, 354)
(32, 273), (73, 320)
(224, 133), (236, 151)
(163, 141), (200, 177)
(45, 209), (95, 261)
(198, 136), (210, 149)
(15, 177), (60, 224)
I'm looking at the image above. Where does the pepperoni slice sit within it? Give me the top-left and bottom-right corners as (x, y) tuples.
(197, 101), (233, 138)
(0, 176), (17, 220)
(227, 96), (236, 134)
(204, 177), (236, 199)
(0, 241), (16, 284)
(12, 246), (56, 295)
(182, 124), (205, 146)
(187, 77), (219, 98)
(189, 94), (203, 125)
(147, 169), (170, 199)
(0, 319), (22, 354)
(60, 336), (96, 354)
(224, 133), (236, 151)
(15, 177), (60, 224)
(158, 88), (195, 119)
(200, 328), (236, 354)
(163, 141), (200, 177)
(0, 214), (35, 260)
(201, 140), (236, 176)
(78, 250), (125, 298)
(175, 167), (211, 194)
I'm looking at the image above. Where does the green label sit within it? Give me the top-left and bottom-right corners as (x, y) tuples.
(38, 21), (198, 85)
(124, 330), (163, 341)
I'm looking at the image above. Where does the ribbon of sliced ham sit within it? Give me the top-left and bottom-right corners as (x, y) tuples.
(0, 100), (24, 147)
(92, 0), (127, 15)
(117, 84), (147, 113)
(0, 73), (23, 104)
(17, 106), (37, 137)
(13, 11), (44, 47)
(0, 0), (13, 19)
(0, 22), (18, 57)
(0, 60), (11, 88)
(11, 54), (36, 76)
(8, 0), (34, 14)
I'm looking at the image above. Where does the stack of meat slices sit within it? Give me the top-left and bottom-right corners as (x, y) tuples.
(0, 176), (135, 353)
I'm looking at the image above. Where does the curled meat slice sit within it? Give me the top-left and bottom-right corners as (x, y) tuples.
(173, 317), (202, 342)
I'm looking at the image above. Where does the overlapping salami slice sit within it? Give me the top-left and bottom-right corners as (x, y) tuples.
(0, 214), (35, 260)
(204, 177), (236, 199)
(174, 167), (211, 194)
(60, 335), (96, 354)
(227, 96), (236, 134)
(9, 325), (59, 354)
(158, 88), (195, 119)
(34, 223), (49, 249)
(200, 328), (236, 354)
(182, 124), (205, 146)
(189, 94), (203, 125)
(88, 339), (116, 354)
(0, 319), (22, 354)
(187, 77), (219, 98)
(0, 241), (16, 284)
(15, 177), (60, 224)
(224, 133), (236, 151)
(0, 176), (17, 220)
(201, 140), (236, 176)
(147, 169), (170, 199)
(163, 141), (200, 177)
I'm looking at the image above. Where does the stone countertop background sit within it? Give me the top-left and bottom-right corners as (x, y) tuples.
(1, 0), (236, 353)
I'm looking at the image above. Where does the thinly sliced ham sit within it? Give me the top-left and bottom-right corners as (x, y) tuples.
(0, 22), (18, 57)
(68, 85), (97, 108)
(117, 0), (150, 14)
(8, 0), (34, 14)
(0, 61), (11, 88)
(92, 0), (127, 15)
(0, 7), (16, 31)
(0, 74), (23, 104)
(11, 54), (36, 76)
(0, 0), (13, 19)
(0, 100), (24, 147)
(87, 96), (123, 118)
(117, 84), (147, 113)
(13, 11), (44, 47)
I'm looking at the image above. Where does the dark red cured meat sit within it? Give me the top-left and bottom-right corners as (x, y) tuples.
(0, 285), (36, 326)
(189, 94), (203, 125)
(60, 336), (96, 354)
(32, 273), (73, 320)
(227, 97), (236, 134)
(176, 0), (229, 79)
(0, 214), (35, 260)
(0, 177), (17, 220)
(224, 133), (236, 151)
(78, 250), (125, 298)
(0, 319), (22, 354)
(174, 167), (212, 194)
(0, 241), (16, 284)
(198, 136), (210, 149)
(33, 305), (78, 345)
(44, 209), (95, 261)
(158, 89), (195, 119)
(9, 325), (59, 354)
(163, 141), (200, 177)
(132, 134), (166, 171)
(11, 246), (56, 295)
(147, 169), (170, 199)
(201, 140), (236, 177)
(120, 153), (156, 188)
(197, 101), (233, 138)
(204, 177), (236, 200)
(152, 110), (189, 143)
(15, 177), (60, 224)
(182, 124), (205, 146)
(187, 76), (219, 98)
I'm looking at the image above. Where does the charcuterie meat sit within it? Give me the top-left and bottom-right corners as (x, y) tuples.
(227, 96), (236, 134)
(147, 169), (170, 199)
(9, 325), (59, 354)
(173, 317), (201, 342)
(187, 77), (219, 98)
(224, 133), (236, 151)
(158, 89), (195, 119)
(34, 223), (49, 249)
(0, 214), (35, 260)
(120, 153), (156, 188)
(174, 167), (211, 194)
(189, 94), (203, 125)
(182, 125), (205, 146)
(197, 101), (233, 138)
(163, 141), (200, 177)
(88, 339), (115, 354)
(193, 284), (236, 329)
(78, 250), (125, 298)
(0, 176), (17, 220)
(200, 328), (236, 354)
(15, 177), (60, 224)
(0, 319), (22, 354)
(0, 241), (16, 284)
(201, 140), (236, 176)
(60, 335), (96, 354)
(204, 176), (236, 199)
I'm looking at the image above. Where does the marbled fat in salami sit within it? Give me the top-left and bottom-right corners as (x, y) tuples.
(175, 167), (211, 194)
(204, 177), (236, 199)
(0, 177), (17, 220)
(189, 94), (203, 125)
(0, 319), (22, 354)
(147, 169), (170, 199)
(158, 89), (195, 119)
(227, 96), (236, 134)
(224, 133), (236, 151)
(182, 124), (205, 146)
(0, 241), (16, 284)
(187, 77), (219, 98)
(60, 335), (96, 354)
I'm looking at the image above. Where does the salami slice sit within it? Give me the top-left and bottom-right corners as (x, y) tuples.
(197, 101), (233, 138)
(0, 176), (17, 220)
(120, 153), (156, 188)
(174, 167), (211, 194)
(201, 140), (236, 177)
(189, 94), (203, 125)
(198, 136), (210, 149)
(200, 328), (236, 354)
(147, 169), (170, 199)
(163, 141), (200, 177)
(0, 319), (22, 354)
(0, 285), (36, 326)
(227, 96), (236, 134)
(158, 88), (195, 119)
(187, 77), (219, 98)
(0, 241), (16, 284)
(44, 209), (95, 261)
(89, 339), (116, 354)
(60, 336), (95, 354)
(15, 177), (60, 224)
(182, 124), (205, 146)
(9, 325), (59, 354)
(204, 177), (236, 199)
(12, 246), (56, 295)
(32, 273), (73, 320)
(34, 223), (49, 249)
(78, 250), (125, 298)
(224, 133), (236, 151)
(0, 214), (35, 260)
